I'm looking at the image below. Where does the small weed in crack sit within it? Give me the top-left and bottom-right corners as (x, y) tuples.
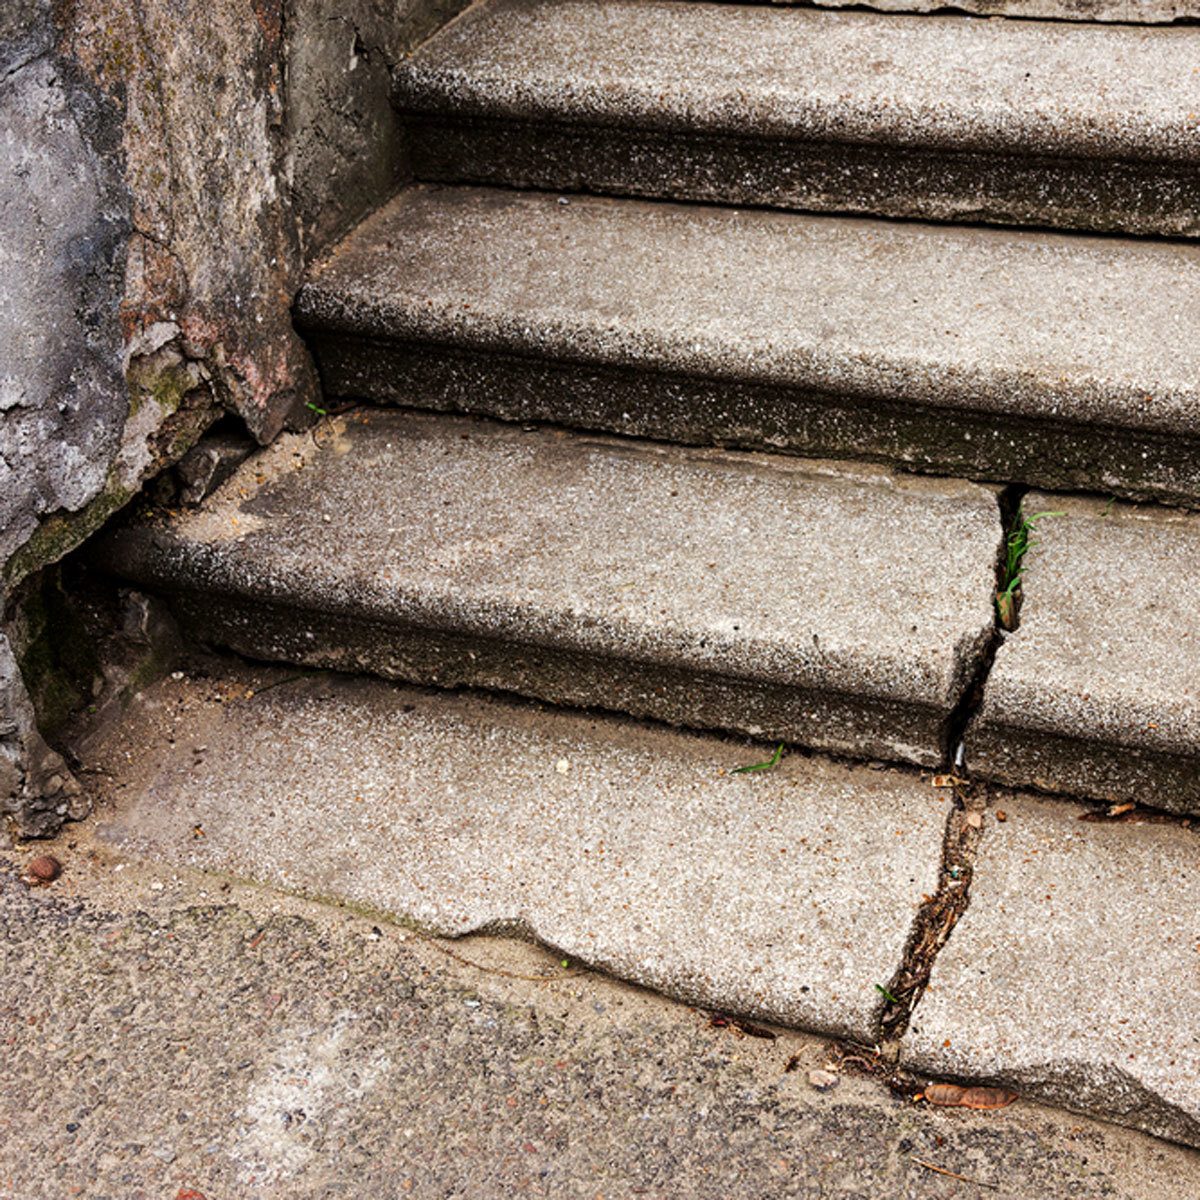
(996, 507), (1063, 630)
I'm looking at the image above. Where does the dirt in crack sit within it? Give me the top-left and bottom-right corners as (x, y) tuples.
(878, 781), (985, 1042)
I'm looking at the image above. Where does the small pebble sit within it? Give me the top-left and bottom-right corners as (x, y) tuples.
(807, 1068), (840, 1092)
(26, 855), (61, 884)
(555, 758), (570, 775)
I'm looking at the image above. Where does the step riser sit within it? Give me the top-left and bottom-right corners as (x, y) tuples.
(968, 723), (1200, 815)
(404, 115), (1200, 239)
(158, 590), (952, 767)
(308, 335), (1200, 506)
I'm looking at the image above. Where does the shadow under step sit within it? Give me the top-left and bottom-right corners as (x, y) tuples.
(297, 185), (1200, 505)
(395, 0), (1200, 237)
(93, 410), (1001, 769)
(700, 0), (1196, 23)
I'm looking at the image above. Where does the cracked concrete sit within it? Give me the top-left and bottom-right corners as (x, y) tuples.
(968, 493), (1200, 813)
(5, 849), (1199, 1199)
(55, 650), (1200, 1158)
(902, 792), (1200, 1148)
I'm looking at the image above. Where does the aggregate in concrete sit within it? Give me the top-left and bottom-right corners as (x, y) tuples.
(296, 186), (1200, 503)
(901, 792), (1200, 1149)
(90, 662), (952, 1045)
(395, 0), (1200, 236)
(94, 411), (1002, 766)
(6, 858), (1199, 1200)
(968, 494), (1200, 813)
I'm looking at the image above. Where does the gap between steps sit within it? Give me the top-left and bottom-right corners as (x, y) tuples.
(699, 0), (1200, 32)
(875, 483), (1026, 1048)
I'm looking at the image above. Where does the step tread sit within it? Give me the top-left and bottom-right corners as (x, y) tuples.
(96, 411), (1001, 764)
(902, 791), (1200, 1148)
(93, 663), (952, 1045)
(968, 494), (1200, 810)
(298, 186), (1200, 438)
(396, 0), (1200, 163)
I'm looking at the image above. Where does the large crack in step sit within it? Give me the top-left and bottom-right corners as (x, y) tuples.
(875, 485), (1023, 1045)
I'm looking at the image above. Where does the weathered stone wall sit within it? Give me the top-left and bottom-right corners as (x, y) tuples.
(1, 0), (465, 836)
(287, 0), (471, 259)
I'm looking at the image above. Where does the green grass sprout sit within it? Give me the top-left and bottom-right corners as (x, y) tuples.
(732, 743), (785, 775)
(996, 509), (1063, 629)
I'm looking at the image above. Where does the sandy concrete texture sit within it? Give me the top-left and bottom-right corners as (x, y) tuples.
(92, 411), (1002, 766)
(297, 186), (1200, 503)
(89, 661), (953, 1045)
(968, 494), (1200, 813)
(902, 792), (1200, 1148)
(5, 847), (1199, 1200)
(395, 0), (1200, 235)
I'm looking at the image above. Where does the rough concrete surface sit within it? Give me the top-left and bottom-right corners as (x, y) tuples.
(0, 24), (131, 577)
(298, 186), (1200, 503)
(88, 660), (951, 1043)
(0, 0), (463, 835)
(93, 411), (1002, 765)
(5, 852), (1199, 1200)
(396, 0), (1200, 235)
(285, 0), (472, 258)
(902, 792), (1200, 1149)
(968, 494), (1200, 812)
(1, 0), (306, 835)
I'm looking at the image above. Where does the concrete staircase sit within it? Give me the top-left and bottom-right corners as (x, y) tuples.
(90, 0), (1200, 1148)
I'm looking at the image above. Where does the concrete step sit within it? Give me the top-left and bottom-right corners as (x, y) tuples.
(394, 0), (1200, 237)
(82, 660), (1200, 1150)
(967, 494), (1200, 814)
(89, 663), (953, 1046)
(296, 186), (1200, 504)
(93, 410), (1002, 768)
(902, 791), (1200, 1148)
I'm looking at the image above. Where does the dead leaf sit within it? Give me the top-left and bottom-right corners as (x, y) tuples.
(709, 1013), (777, 1040)
(921, 1083), (1017, 1110)
(932, 774), (968, 789)
(996, 591), (1017, 631)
